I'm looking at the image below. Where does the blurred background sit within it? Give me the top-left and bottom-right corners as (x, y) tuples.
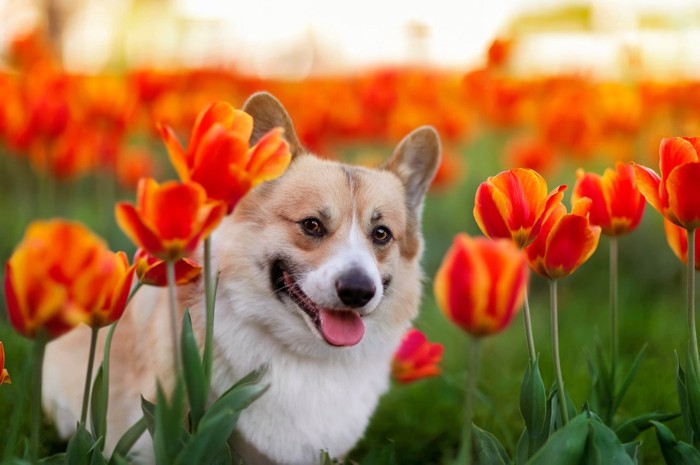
(2, 0), (700, 463)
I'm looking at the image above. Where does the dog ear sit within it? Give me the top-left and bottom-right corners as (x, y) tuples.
(383, 126), (441, 215)
(243, 92), (304, 157)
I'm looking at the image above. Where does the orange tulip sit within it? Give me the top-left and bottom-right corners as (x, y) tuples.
(632, 137), (700, 230)
(474, 168), (566, 248)
(134, 248), (202, 287)
(391, 329), (443, 384)
(0, 342), (10, 385)
(572, 161), (645, 236)
(4, 220), (136, 339)
(115, 178), (226, 261)
(525, 199), (602, 280)
(664, 219), (700, 270)
(159, 101), (292, 212)
(434, 234), (529, 337)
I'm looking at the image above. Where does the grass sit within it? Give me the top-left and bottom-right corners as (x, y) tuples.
(0, 133), (693, 463)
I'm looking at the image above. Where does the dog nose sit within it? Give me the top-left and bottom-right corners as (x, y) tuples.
(336, 272), (376, 308)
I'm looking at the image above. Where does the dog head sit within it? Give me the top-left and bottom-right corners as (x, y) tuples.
(211, 92), (440, 358)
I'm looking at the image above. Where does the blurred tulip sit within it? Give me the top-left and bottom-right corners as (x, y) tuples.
(525, 199), (602, 280)
(434, 234), (529, 337)
(135, 248), (202, 287)
(115, 178), (226, 261)
(4, 220), (135, 339)
(664, 219), (700, 270)
(160, 101), (291, 212)
(572, 161), (645, 236)
(0, 342), (10, 385)
(474, 168), (566, 248)
(391, 329), (443, 384)
(632, 137), (700, 230)
(503, 136), (558, 175)
(116, 148), (157, 190)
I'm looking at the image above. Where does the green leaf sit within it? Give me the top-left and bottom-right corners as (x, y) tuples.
(181, 309), (206, 431)
(652, 420), (700, 465)
(90, 366), (107, 442)
(140, 396), (156, 438)
(65, 424), (97, 465)
(175, 382), (268, 465)
(153, 380), (187, 464)
(208, 370), (269, 414)
(585, 419), (634, 465)
(109, 417), (147, 465)
(526, 413), (588, 465)
(588, 341), (613, 422)
(39, 453), (67, 464)
(472, 424), (510, 465)
(614, 412), (679, 443)
(611, 344), (647, 416)
(515, 429), (529, 465)
(520, 357), (547, 456)
(676, 352), (693, 446)
(622, 441), (641, 464)
(684, 344), (700, 449)
(89, 447), (107, 465)
(359, 442), (397, 465)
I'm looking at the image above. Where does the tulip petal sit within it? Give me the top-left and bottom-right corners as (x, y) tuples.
(474, 183), (513, 241)
(159, 123), (190, 181)
(573, 169), (610, 231)
(530, 184), (567, 242)
(246, 128), (292, 182)
(150, 182), (207, 242)
(543, 214), (601, 279)
(184, 201), (226, 255)
(660, 137), (698, 182)
(115, 202), (165, 257)
(664, 219), (700, 270)
(631, 162), (663, 214)
(667, 163), (700, 230)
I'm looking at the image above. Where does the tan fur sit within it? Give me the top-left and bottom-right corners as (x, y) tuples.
(43, 92), (441, 465)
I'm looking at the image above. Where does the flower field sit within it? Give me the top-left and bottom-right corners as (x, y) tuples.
(1, 26), (700, 464)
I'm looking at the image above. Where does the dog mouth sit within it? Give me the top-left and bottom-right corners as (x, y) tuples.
(271, 260), (365, 347)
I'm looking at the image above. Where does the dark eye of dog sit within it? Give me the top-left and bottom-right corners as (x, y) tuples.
(372, 226), (393, 245)
(300, 218), (326, 237)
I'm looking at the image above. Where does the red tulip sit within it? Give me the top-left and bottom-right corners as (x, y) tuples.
(0, 342), (10, 385)
(4, 220), (135, 338)
(572, 161), (645, 236)
(474, 168), (566, 248)
(525, 199), (602, 280)
(115, 178), (226, 261)
(160, 101), (291, 212)
(632, 137), (700, 230)
(391, 329), (443, 383)
(434, 234), (529, 337)
(134, 248), (202, 287)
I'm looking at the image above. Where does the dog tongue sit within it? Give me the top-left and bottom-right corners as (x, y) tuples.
(318, 308), (365, 347)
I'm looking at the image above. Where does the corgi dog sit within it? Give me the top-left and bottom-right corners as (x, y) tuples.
(42, 92), (441, 465)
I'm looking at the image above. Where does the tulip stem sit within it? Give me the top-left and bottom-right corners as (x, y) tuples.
(550, 279), (569, 425)
(166, 260), (181, 375)
(523, 288), (537, 362)
(30, 334), (47, 464)
(456, 337), (481, 465)
(203, 237), (215, 390)
(688, 229), (700, 376)
(79, 327), (100, 426)
(610, 237), (619, 386)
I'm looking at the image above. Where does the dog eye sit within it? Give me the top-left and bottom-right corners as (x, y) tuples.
(372, 226), (393, 245)
(300, 218), (326, 237)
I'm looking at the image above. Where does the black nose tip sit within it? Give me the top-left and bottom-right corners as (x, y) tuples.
(336, 272), (376, 308)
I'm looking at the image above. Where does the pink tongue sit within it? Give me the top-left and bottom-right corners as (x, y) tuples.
(318, 308), (365, 346)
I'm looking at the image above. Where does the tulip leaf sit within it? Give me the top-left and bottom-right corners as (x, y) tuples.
(109, 417), (147, 465)
(652, 420), (700, 465)
(181, 309), (206, 431)
(90, 366), (107, 443)
(623, 441), (641, 463)
(472, 424), (510, 465)
(357, 442), (398, 465)
(614, 412), (679, 443)
(39, 453), (67, 464)
(684, 344), (700, 450)
(526, 413), (589, 465)
(611, 344), (647, 416)
(66, 423), (98, 465)
(515, 429), (529, 465)
(175, 380), (269, 465)
(519, 357), (547, 456)
(153, 380), (187, 464)
(140, 396), (156, 438)
(585, 418), (635, 465)
(587, 340), (614, 423)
